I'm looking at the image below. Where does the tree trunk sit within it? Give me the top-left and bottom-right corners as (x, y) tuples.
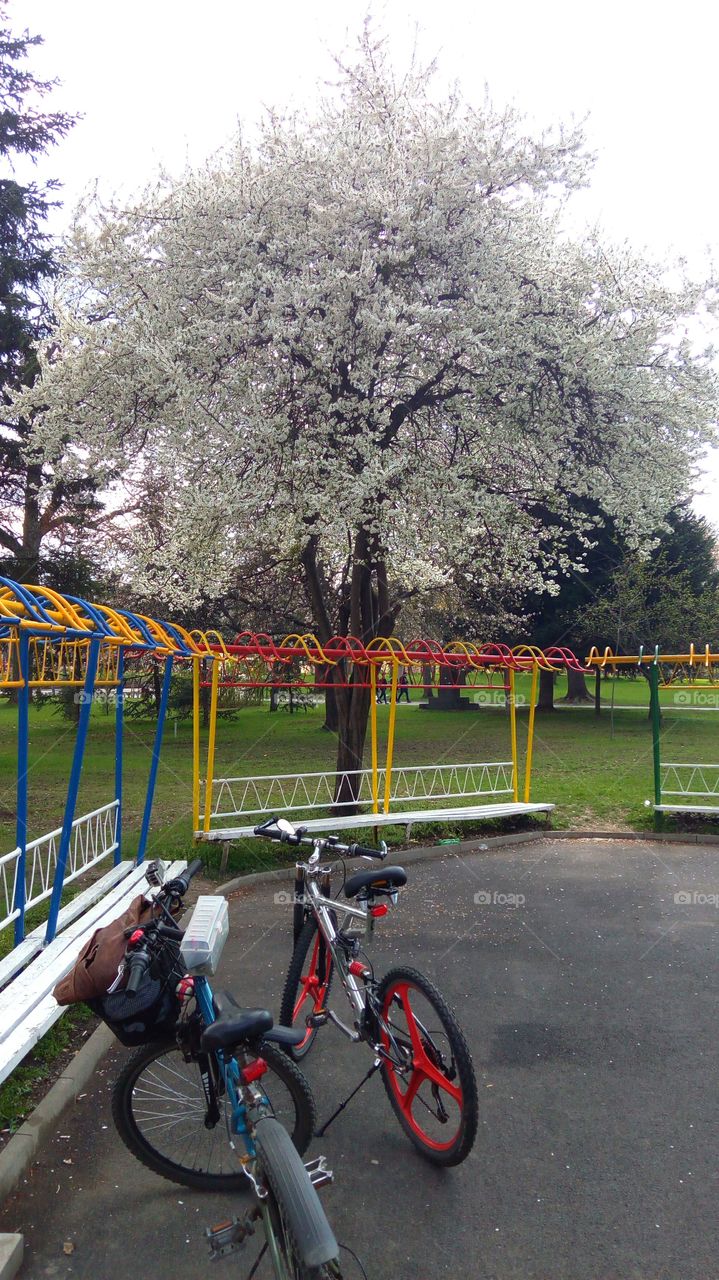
(322, 685), (339, 732)
(300, 530), (394, 814)
(333, 669), (372, 810)
(538, 669), (556, 711)
(561, 668), (593, 704)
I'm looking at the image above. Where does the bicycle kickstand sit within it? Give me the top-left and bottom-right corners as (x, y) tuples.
(314, 1058), (382, 1138)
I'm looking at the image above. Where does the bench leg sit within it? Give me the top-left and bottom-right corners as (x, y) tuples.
(220, 841), (231, 875)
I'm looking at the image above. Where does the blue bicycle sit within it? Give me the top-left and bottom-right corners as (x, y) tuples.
(111, 860), (345, 1278)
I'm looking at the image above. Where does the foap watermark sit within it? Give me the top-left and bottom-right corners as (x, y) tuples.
(474, 889), (525, 907)
(73, 689), (124, 706)
(473, 690), (527, 707)
(274, 890), (306, 907)
(674, 890), (719, 907)
(673, 690), (719, 707)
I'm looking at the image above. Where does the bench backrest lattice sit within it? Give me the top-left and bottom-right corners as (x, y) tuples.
(0, 801), (119, 937)
(209, 761), (514, 825)
(660, 763), (719, 801)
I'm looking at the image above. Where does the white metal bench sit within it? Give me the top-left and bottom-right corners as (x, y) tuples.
(0, 858), (186, 1087)
(198, 801), (554, 842)
(651, 763), (719, 819)
(195, 761), (553, 847)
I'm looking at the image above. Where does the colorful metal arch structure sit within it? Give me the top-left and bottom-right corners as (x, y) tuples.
(193, 633), (588, 842)
(0, 577), (218, 951)
(584, 646), (719, 824)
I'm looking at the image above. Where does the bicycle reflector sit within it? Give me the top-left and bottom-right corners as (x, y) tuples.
(369, 904), (389, 918)
(240, 1058), (268, 1084)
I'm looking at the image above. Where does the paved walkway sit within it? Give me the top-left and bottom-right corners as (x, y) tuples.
(2, 838), (718, 1279)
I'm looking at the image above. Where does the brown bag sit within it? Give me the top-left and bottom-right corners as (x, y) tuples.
(54, 894), (159, 1006)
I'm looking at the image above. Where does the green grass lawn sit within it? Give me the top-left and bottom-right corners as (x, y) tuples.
(1, 676), (718, 888)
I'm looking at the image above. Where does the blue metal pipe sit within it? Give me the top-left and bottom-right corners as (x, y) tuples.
(12, 632), (30, 946)
(136, 655), (173, 864)
(114, 648), (125, 864)
(45, 637), (101, 943)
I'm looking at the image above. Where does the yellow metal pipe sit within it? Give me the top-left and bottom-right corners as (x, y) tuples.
(508, 668), (519, 802)
(192, 657), (201, 833)
(383, 661), (399, 814)
(524, 662), (539, 802)
(203, 659), (220, 834)
(370, 664), (379, 813)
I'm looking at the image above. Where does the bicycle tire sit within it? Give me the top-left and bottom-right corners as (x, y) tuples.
(279, 917), (334, 1061)
(256, 1116), (342, 1277)
(377, 965), (478, 1167)
(112, 1039), (316, 1190)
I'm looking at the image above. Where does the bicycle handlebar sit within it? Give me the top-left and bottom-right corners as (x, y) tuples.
(253, 818), (387, 860)
(125, 947), (151, 994)
(347, 842), (386, 860)
(164, 857), (204, 899)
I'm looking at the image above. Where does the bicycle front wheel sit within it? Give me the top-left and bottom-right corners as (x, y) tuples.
(256, 1116), (343, 1279)
(112, 1039), (316, 1190)
(280, 917), (334, 1061)
(377, 965), (478, 1167)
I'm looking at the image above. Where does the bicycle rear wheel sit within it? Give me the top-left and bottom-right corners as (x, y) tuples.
(279, 917), (334, 1061)
(377, 965), (478, 1167)
(112, 1039), (315, 1190)
(256, 1116), (343, 1278)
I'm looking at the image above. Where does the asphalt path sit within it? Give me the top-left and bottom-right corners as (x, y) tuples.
(2, 838), (718, 1279)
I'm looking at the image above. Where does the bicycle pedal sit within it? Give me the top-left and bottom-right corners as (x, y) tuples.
(307, 1009), (329, 1028)
(305, 1155), (334, 1190)
(205, 1215), (254, 1259)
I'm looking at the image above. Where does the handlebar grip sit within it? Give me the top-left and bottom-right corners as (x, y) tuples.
(157, 924), (185, 942)
(125, 950), (150, 994)
(165, 858), (204, 898)
(254, 817), (278, 836)
(349, 842), (387, 860)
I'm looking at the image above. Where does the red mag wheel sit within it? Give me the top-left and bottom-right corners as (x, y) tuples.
(377, 965), (478, 1167)
(279, 917), (334, 1061)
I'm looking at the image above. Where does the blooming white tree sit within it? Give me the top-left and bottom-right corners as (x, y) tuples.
(21, 28), (719, 801)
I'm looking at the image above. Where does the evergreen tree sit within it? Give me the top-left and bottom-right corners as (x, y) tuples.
(0, 5), (94, 583)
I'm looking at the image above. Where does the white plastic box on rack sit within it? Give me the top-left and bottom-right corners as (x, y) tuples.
(180, 896), (229, 975)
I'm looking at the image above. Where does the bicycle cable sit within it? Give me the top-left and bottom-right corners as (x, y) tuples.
(332, 856), (348, 899)
(338, 1242), (369, 1279)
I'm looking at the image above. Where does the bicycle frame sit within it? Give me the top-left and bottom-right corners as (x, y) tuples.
(295, 853), (395, 1045)
(193, 973), (336, 1277)
(192, 974), (263, 1156)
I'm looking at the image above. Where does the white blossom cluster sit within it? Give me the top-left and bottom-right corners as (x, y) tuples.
(19, 32), (719, 612)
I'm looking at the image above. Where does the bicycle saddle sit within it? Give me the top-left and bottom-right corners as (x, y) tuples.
(201, 991), (305, 1051)
(201, 1006), (274, 1051)
(343, 866), (407, 900)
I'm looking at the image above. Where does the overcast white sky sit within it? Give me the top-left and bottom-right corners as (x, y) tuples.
(9, 0), (719, 524)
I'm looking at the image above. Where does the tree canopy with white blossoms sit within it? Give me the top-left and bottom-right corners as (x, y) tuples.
(21, 27), (719, 799)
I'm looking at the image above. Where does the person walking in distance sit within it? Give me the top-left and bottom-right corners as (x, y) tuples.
(398, 671), (411, 703)
(376, 670), (388, 703)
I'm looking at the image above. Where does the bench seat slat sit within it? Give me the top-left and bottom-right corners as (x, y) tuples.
(0, 860), (187, 1048)
(653, 803), (719, 814)
(197, 801), (555, 842)
(0, 861), (136, 994)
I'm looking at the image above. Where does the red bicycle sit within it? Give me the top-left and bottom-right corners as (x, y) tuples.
(255, 818), (478, 1167)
